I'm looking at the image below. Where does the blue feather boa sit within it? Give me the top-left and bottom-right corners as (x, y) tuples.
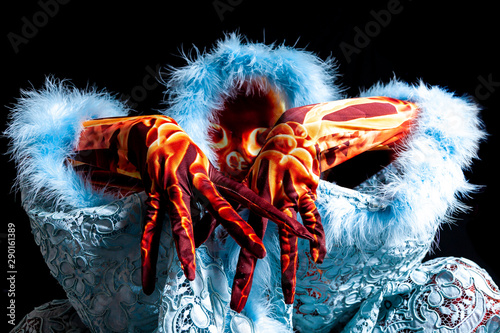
(5, 35), (486, 332)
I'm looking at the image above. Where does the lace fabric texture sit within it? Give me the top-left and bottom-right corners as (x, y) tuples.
(21, 191), (261, 333)
(157, 245), (261, 333)
(11, 299), (89, 333)
(16, 160), (500, 333)
(293, 238), (431, 332)
(16, 190), (500, 333)
(23, 193), (174, 333)
(372, 257), (500, 333)
(341, 257), (500, 333)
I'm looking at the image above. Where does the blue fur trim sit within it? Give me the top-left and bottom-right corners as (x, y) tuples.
(161, 33), (343, 163)
(5, 78), (129, 209)
(160, 35), (343, 329)
(4, 38), (488, 332)
(316, 79), (486, 250)
(230, 80), (486, 329)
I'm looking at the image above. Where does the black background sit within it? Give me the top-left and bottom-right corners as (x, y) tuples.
(2, 0), (499, 329)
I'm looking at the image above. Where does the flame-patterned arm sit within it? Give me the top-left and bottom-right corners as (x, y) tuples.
(70, 115), (314, 296)
(231, 97), (419, 312)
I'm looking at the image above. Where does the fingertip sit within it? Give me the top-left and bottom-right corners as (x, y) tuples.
(141, 258), (157, 296)
(319, 250), (327, 264)
(284, 293), (295, 304)
(311, 248), (320, 263)
(143, 284), (155, 296)
(259, 248), (267, 259)
(255, 244), (267, 259)
(285, 222), (314, 241)
(183, 265), (196, 281)
(249, 247), (266, 260)
(311, 246), (326, 264)
(230, 296), (247, 313)
(303, 232), (315, 242)
(142, 276), (156, 295)
(281, 279), (296, 304)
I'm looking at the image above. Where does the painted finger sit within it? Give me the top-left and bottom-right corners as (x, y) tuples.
(231, 248), (258, 313)
(279, 223), (299, 304)
(209, 165), (313, 241)
(141, 191), (165, 295)
(166, 183), (197, 281)
(298, 192), (326, 264)
(192, 172), (266, 259)
(230, 211), (267, 312)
